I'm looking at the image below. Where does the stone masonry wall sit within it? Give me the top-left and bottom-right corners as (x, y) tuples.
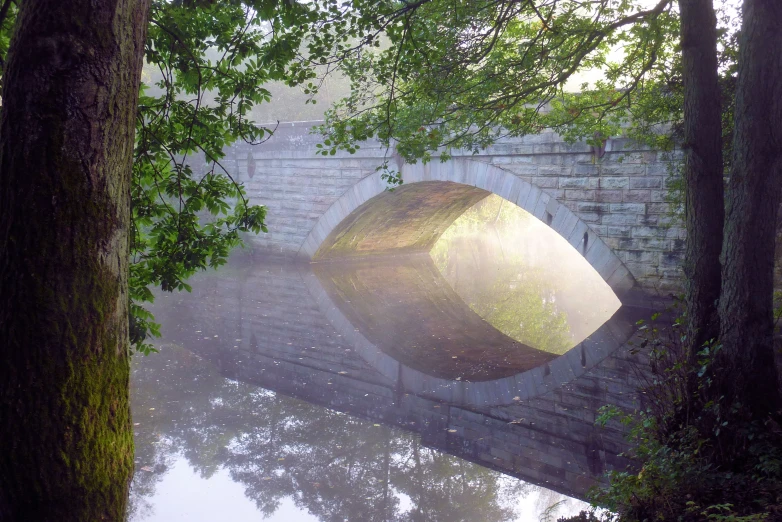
(225, 122), (685, 293)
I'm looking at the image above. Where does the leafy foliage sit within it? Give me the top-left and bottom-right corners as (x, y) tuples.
(299, 0), (682, 180)
(295, 0), (740, 215)
(0, 1), (320, 352)
(564, 312), (782, 521)
(128, 0), (325, 352)
(0, 1), (352, 353)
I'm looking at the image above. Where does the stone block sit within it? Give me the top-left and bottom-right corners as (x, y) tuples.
(524, 185), (543, 213)
(577, 212), (601, 223)
(550, 204), (569, 230)
(610, 203), (646, 214)
(637, 214), (659, 226)
(474, 162), (491, 189)
(632, 226), (667, 238)
(577, 202), (610, 213)
(558, 211), (580, 240)
(564, 189), (596, 201)
(559, 177), (598, 189)
(623, 250), (660, 264)
(602, 213), (638, 225)
(484, 167), (501, 193)
(545, 197), (560, 217)
(623, 189), (651, 203)
(628, 176), (663, 189)
(585, 238), (613, 271)
(638, 237), (672, 251)
(515, 181), (532, 209)
(599, 177), (630, 189)
(647, 163), (672, 176)
(451, 159), (469, 184)
(538, 165), (570, 176)
(660, 251), (684, 268)
(567, 220), (590, 252)
(496, 174), (516, 200)
(595, 190), (624, 203)
(523, 132), (558, 144)
(532, 176), (559, 188)
(647, 202), (671, 214)
(574, 164), (600, 176)
(534, 143), (557, 154)
(600, 163), (646, 176)
(502, 163), (539, 176)
(625, 261), (660, 279)
(533, 192), (552, 221)
(606, 226), (633, 238)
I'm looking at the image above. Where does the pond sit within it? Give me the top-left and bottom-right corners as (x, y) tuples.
(129, 195), (647, 521)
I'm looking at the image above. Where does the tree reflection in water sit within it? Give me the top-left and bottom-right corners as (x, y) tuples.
(128, 345), (587, 521)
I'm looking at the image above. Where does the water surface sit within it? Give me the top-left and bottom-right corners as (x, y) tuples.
(129, 196), (640, 521)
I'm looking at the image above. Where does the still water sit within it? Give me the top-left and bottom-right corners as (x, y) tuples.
(129, 196), (643, 521)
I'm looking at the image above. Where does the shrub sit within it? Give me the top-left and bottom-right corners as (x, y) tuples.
(564, 312), (782, 521)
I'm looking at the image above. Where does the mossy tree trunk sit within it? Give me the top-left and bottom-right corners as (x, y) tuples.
(0, 0), (149, 520)
(678, 0), (724, 352)
(718, 0), (782, 417)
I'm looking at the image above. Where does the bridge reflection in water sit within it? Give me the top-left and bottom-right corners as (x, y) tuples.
(130, 195), (651, 520)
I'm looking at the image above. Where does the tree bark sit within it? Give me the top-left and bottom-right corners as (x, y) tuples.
(678, 0), (724, 352)
(718, 0), (782, 417)
(0, 0), (149, 520)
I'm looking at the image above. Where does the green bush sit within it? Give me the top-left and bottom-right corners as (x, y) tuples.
(564, 314), (782, 521)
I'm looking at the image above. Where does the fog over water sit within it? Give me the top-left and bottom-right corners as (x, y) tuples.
(129, 195), (631, 521)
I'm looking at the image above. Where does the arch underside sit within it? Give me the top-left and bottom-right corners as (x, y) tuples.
(313, 181), (490, 260)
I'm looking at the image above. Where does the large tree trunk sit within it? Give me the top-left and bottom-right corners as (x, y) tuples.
(718, 0), (782, 417)
(678, 0), (724, 352)
(0, 0), (149, 519)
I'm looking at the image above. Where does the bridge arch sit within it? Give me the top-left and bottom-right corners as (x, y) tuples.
(299, 158), (636, 299)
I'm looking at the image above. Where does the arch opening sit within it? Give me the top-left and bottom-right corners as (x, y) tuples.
(429, 194), (621, 356)
(302, 159), (635, 300)
(300, 161), (639, 390)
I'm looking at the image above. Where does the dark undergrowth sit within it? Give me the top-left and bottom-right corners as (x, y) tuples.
(560, 313), (782, 522)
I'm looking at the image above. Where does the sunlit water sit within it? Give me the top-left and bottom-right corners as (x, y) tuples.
(129, 195), (633, 521)
(431, 194), (621, 354)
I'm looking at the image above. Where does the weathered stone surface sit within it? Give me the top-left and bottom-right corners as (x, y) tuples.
(230, 122), (686, 294)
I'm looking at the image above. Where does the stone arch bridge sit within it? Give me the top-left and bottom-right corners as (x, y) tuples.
(224, 121), (684, 298)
